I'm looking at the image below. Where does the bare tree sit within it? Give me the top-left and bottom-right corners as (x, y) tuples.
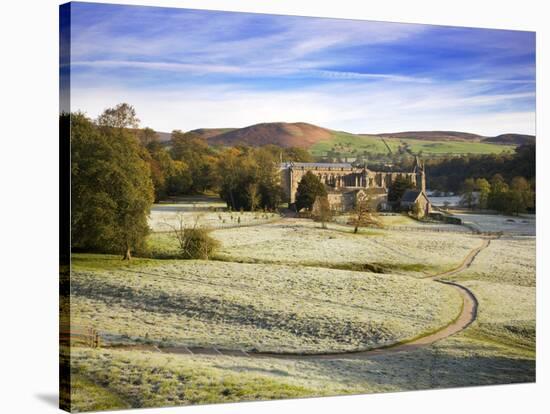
(351, 195), (381, 233)
(311, 196), (333, 229)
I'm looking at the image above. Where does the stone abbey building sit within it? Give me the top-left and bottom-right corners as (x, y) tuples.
(280, 157), (429, 214)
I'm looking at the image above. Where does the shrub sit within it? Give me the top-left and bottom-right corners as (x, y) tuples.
(178, 228), (220, 260)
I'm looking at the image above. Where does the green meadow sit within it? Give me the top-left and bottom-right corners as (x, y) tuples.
(309, 131), (516, 157)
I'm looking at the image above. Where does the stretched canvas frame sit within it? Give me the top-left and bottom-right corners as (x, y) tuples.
(60, 2), (536, 412)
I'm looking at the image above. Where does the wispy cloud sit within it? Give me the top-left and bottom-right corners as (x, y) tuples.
(67, 2), (536, 135)
(71, 79), (535, 136)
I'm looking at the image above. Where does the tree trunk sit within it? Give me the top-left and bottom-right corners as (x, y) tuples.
(123, 246), (132, 260)
(229, 189), (236, 211)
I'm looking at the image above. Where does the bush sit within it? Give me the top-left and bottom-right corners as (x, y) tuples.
(178, 228), (220, 259)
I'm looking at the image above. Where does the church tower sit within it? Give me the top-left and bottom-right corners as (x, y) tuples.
(412, 156), (426, 193)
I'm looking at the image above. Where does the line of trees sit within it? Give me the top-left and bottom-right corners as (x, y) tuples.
(217, 146), (286, 211)
(460, 174), (534, 215)
(427, 144), (535, 194)
(70, 103), (313, 258)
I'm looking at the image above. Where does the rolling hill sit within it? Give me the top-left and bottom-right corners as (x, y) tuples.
(482, 133), (535, 146)
(152, 123), (532, 157)
(202, 122), (333, 148)
(308, 132), (516, 158)
(189, 128), (237, 140)
(372, 131), (535, 145)
(374, 131), (485, 142)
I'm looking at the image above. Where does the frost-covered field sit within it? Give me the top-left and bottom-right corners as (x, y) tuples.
(147, 196), (280, 232)
(462, 280), (535, 350)
(449, 235), (536, 350)
(452, 237), (536, 287)
(68, 203), (537, 411)
(213, 219), (482, 276)
(149, 208), (279, 232)
(70, 256), (462, 353)
(335, 213), (465, 232)
(69, 332), (535, 411)
(452, 212), (536, 235)
(69, 347), (323, 410)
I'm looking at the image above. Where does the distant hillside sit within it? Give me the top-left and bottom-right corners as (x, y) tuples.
(206, 122), (332, 148)
(372, 130), (535, 146)
(482, 133), (535, 146)
(152, 129), (236, 142)
(151, 124), (532, 158)
(374, 131), (485, 142)
(189, 128), (237, 140)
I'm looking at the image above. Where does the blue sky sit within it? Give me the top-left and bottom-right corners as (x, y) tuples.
(66, 2), (536, 135)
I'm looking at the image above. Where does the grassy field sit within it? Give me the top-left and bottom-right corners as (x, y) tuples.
(69, 347), (329, 409)
(451, 237), (536, 287)
(211, 219), (482, 276)
(68, 373), (131, 412)
(393, 137), (515, 155)
(309, 131), (515, 158)
(68, 207), (535, 411)
(309, 132), (389, 157)
(449, 236), (536, 351)
(68, 330), (535, 410)
(149, 202), (279, 233)
(70, 255), (462, 353)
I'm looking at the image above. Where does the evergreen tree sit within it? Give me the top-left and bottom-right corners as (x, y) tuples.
(295, 171), (327, 211)
(387, 176), (414, 204)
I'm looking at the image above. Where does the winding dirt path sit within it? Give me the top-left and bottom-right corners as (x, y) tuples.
(110, 238), (492, 360)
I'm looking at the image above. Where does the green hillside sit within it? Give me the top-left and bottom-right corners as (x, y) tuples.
(310, 131), (516, 158)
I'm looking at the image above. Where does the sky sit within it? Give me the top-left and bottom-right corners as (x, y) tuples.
(64, 2), (536, 135)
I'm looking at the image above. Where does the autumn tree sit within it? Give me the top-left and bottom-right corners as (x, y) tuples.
(475, 178), (491, 209)
(96, 102), (140, 129)
(217, 146), (284, 211)
(139, 127), (159, 148)
(510, 176), (534, 214)
(488, 174), (509, 212)
(140, 140), (174, 201)
(253, 147), (285, 209)
(137, 127), (193, 201)
(166, 160), (192, 196)
(217, 148), (243, 210)
(170, 130), (217, 193)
